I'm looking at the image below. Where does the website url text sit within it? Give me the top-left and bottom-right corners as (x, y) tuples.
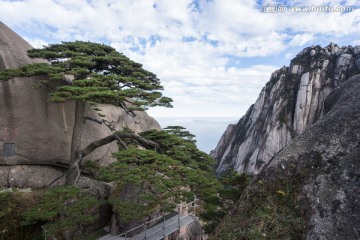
(262, 5), (354, 13)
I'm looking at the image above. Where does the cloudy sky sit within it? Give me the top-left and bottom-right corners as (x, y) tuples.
(1, 0), (359, 118)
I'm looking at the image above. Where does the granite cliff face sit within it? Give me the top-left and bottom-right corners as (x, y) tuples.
(211, 44), (360, 239)
(212, 73), (360, 240)
(212, 43), (360, 175)
(0, 22), (160, 189)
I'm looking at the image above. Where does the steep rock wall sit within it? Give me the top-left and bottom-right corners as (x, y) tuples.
(268, 74), (360, 239)
(212, 74), (360, 239)
(212, 43), (360, 175)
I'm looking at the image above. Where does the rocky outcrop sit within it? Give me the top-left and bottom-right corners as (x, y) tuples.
(213, 43), (360, 175)
(0, 22), (160, 188)
(0, 165), (66, 188)
(212, 74), (360, 239)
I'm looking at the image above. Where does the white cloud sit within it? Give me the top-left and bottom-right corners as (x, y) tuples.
(353, 40), (360, 46)
(0, 0), (359, 117)
(289, 33), (314, 47)
(24, 37), (48, 49)
(285, 52), (295, 59)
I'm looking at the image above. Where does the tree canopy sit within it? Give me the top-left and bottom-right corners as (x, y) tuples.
(22, 186), (100, 239)
(0, 41), (173, 112)
(9, 126), (222, 238)
(0, 127), (228, 239)
(86, 128), (221, 224)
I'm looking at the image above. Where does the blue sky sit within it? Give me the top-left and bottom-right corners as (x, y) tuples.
(1, 0), (359, 118)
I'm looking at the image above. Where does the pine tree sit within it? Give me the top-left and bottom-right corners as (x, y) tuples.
(0, 41), (173, 185)
(0, 41), (173, 112)
(87, 129), (221, 224)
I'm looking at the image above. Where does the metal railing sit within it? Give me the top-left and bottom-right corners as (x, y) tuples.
(108, 200), (197, 240)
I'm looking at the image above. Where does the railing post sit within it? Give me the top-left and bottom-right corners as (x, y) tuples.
(178, 206), (181, 229)
(193, 196), (197, 215)
(144, 223), (147, 239)
(163, 215), (166, 237)
(41, 225), (46, 240)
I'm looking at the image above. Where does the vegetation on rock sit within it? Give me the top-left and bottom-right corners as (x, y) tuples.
(0, 191), (43, 240)
(22, 186), (100, 239)
(210, 162), (309, 240)
(0, 187), (100, 240)
(0, 127), (225, 239)
(202, 171), (252, 234)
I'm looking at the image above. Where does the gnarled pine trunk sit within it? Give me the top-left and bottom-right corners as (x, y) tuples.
(65, 100), (86, 185)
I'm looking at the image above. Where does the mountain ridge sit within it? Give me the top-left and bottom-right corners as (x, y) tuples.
(212, 43), (360, 175)
(211, 72), (360, 239)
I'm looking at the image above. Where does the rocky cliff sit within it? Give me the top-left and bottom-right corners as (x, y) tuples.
(212, 73), (360, 240)
(0, 21), (160, 189)
(212, 43), (360, 175)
